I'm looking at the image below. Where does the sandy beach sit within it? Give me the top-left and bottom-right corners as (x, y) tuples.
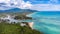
(28, 22), (34, 29)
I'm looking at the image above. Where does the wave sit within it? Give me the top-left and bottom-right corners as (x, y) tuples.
(28, 12), (60, 34)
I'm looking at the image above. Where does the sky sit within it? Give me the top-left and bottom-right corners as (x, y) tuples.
(0, 0), (60, 11)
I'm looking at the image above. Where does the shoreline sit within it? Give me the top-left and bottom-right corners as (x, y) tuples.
(28, 22), (34, 29)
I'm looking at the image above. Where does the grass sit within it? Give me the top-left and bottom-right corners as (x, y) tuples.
(0, 22), (43, 34)
(0, 22), (21, 34)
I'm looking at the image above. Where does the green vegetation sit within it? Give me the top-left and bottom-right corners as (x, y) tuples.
(14, 15), (32, 20)
(0, 22), (43, 34)
(0, 22), (20, 34)
(0, 12), (43, 34)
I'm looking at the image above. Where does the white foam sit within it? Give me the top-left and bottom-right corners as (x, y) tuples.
(39, 19), (60, 26)
(43, 25), (60, 32)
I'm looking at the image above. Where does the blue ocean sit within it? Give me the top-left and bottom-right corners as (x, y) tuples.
(27, 11), (60, 34)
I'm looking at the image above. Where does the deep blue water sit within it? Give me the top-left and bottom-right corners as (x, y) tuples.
(27, 11), (60, 34)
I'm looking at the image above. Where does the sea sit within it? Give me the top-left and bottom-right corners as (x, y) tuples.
(27, 11), (60, 34)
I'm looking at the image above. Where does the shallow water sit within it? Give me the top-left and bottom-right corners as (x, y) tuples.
(27, 11), (60, 34)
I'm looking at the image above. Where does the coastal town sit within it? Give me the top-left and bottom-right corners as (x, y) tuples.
(0, 14), (43, 34)
(0, 14), (34, 28)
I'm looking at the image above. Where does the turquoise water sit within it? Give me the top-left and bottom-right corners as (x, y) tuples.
(27, 12), (60, 34)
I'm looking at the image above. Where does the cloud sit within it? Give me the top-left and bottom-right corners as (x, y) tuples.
(0, 0), (60, 11)
(0, 0), (10, 3)
(30, 4), (60, 11)
(12, 0), (60, 11)
(18, 1), (32, 9)
(0, 0), (33, 10)
(49, 0), (58, 4)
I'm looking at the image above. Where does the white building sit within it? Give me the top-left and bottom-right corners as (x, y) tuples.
(0, 15), (19, 23)
(20, 23), (26, 26)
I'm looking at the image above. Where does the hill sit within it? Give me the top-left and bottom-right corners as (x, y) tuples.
(0, 22), (43, 34)
(0, 8), (37, 13)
